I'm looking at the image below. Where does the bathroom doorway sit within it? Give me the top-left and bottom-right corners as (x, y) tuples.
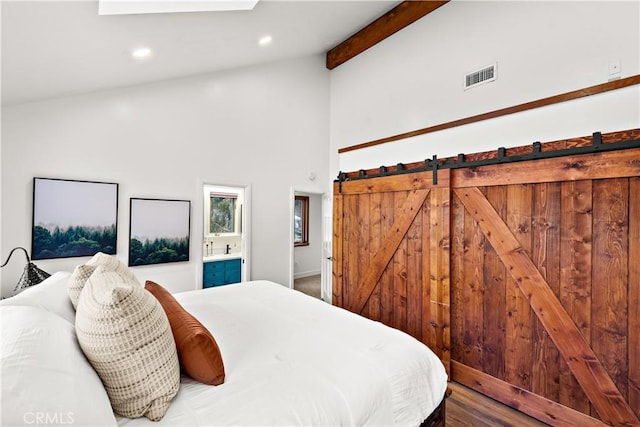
(201, 183), (250, 287)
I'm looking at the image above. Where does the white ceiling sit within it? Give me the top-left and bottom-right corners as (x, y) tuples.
(1, 0), (399, 106)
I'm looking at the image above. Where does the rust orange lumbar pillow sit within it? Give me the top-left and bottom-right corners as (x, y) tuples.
(145, 280), (225, 386)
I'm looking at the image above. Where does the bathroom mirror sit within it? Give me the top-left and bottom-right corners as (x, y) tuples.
(210, 193), (236, 234)
(204, 186), (243, 237)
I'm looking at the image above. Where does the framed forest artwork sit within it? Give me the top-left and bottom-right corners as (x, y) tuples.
(31, 178), (119, 260)
(129, 198), (190, 266)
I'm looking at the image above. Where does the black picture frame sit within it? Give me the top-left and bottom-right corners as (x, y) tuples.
(129, 198), (190, 266)
(31, 177), (119, 260)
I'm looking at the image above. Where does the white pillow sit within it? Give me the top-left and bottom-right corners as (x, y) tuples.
(75, 265), (180, 421)
(0, 271), (75, 323)
(0, 305), (117, 427)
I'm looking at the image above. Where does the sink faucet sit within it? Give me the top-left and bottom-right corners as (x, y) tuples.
(225, 244), (231, 254)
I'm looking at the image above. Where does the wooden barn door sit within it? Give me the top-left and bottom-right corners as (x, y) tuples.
(333, 141), (640, 426)
(333, 169), (451, 374)
(450, 149), (640, 426)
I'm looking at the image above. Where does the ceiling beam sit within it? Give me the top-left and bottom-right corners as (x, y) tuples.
(326, 1), (449, 70)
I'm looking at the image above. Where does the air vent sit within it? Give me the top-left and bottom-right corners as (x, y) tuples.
(464, 63), (497, 90)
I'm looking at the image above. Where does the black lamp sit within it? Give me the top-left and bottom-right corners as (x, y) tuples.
(1, 247), (51, 291)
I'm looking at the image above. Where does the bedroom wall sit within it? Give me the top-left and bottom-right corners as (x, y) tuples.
(294, 192), (322, 279)
(0, 55), (330, 297)
(329, 1), (640, 177)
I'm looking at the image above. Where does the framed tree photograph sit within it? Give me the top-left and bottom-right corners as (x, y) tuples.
(31, 178), (119, 260)
(129, 198), (190, 266)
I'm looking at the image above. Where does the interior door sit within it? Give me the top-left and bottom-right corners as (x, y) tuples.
(332, 170), (452, 374)
(321, 193), (332, 303)
(332, 142), (640, 426)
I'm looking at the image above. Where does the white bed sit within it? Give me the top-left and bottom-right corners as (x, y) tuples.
(1, 272), (447, 427)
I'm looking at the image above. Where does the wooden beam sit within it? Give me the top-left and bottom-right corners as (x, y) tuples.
(453, 187), (639, 426)
(351, 188), (430, 314)
(326, 1), (449, 70)
(338, 75), (640, 153)
(451, 361), (608, 427)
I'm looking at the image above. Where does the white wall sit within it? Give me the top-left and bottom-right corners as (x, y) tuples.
(329, 1), (640, 177)
(1, 55), (330, 296)
(294, 192), (322, 279)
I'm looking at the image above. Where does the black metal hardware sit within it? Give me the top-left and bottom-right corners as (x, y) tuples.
(497, 147), (506, 162)
(532, 142), (541, 157)
(593, 131), (602, 148)
(337, 171), (346, 192)
(431, 155), (438, 185)
(335, 132), (640, 189)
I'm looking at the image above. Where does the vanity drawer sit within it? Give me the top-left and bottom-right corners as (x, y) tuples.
(203, 258), (242, 288)
(205, 261), (226, 272)
(225, 258), (241, 271)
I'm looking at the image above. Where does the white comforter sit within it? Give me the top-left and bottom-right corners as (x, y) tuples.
(117, 281), (447, 426)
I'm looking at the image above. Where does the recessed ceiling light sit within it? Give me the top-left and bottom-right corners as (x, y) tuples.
(258, 35), (272, 47)
(131, 47), (152, 59)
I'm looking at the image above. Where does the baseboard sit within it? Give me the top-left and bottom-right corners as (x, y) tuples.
(294, 270), (321, 280)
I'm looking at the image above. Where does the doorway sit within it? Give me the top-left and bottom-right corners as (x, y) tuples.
(201, 183), (250, 287)
(289, 189), (332, 303)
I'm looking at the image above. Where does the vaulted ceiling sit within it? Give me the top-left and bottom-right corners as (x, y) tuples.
(1, 1), (451, 107)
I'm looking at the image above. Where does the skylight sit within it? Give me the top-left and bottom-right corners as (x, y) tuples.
(98, 0), (260, 16)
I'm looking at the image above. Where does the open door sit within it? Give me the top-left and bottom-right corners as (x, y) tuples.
(321, 193), (332, 303)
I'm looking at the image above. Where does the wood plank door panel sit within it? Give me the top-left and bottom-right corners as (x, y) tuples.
(629, 177), (640, 419)
(451, 181), (639, 426)
(531, 182), (562, 404)
(333, 170), (451, 373)
(334, 142), (640, 426)
(558, 179), (593, 414)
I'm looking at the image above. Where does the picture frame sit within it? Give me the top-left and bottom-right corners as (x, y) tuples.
(129, 198), (190, 266)
(31, 177), (119, 260)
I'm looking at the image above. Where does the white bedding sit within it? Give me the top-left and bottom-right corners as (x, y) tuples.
(117, 281), (448, 427)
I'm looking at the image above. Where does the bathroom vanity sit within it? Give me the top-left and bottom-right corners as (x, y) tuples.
(203, 255), (242, 288)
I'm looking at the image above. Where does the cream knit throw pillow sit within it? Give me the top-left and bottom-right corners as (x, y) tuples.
(68, 252), (138, 309)
(75, 265), (180, 421)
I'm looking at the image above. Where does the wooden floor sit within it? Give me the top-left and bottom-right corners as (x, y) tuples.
(446, 382), (548, 427)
